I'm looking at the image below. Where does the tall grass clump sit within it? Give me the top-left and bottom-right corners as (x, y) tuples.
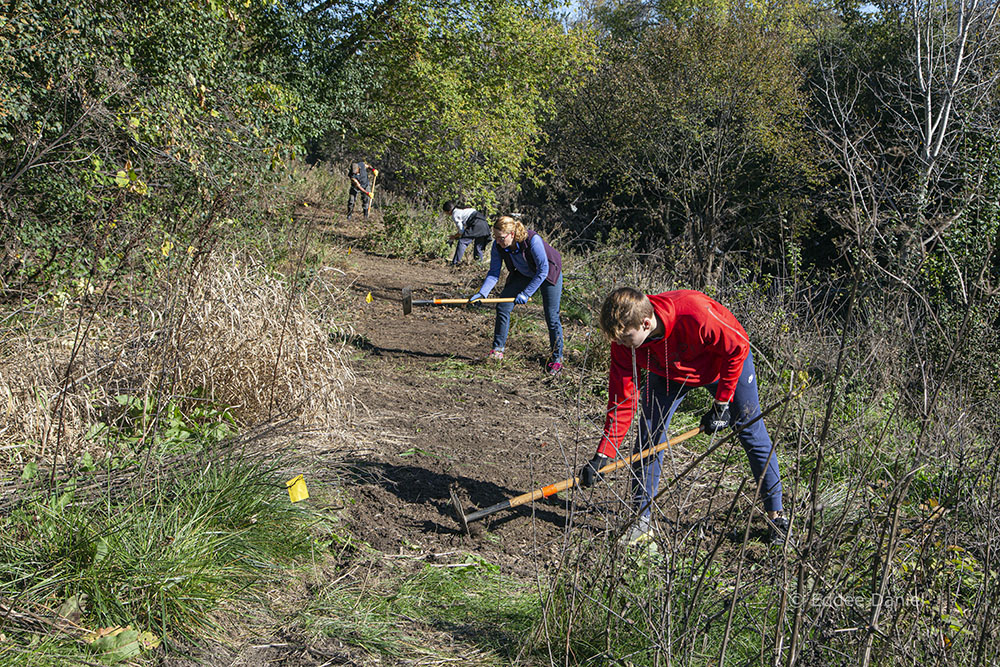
(0, 448), (315, 663)
(0, 252), (354, 468)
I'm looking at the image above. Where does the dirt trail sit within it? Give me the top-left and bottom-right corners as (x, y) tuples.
(313, 208), (750, 581)
(316, 211), (625, 572)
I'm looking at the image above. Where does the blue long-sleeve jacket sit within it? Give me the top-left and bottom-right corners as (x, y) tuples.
(477, 234), (550, 298)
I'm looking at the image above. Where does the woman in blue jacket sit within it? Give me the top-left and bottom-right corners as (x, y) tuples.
(470, 216), (564, 376)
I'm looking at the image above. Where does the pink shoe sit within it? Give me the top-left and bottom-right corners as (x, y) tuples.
(487, 349), (504, 361)
(546, 361), (563, 376)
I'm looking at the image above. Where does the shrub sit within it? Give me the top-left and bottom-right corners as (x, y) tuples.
(363, 199), (451, 260)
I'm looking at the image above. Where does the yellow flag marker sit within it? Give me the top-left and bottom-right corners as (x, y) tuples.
(366, 291), (373, 304)
(286, 475), (309, 503)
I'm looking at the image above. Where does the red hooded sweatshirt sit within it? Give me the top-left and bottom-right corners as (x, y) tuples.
(598, 291), (750, 458)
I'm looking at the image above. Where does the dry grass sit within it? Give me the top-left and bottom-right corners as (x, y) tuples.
(0, 254), (353, 469)
(282, 159), (350, 209)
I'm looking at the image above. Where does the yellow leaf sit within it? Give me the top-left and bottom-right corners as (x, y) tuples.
(83, 625), (127, 643)
(366, 292), (373, 303)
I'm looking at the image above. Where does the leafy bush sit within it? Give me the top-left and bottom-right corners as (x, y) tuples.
(0, 0), (335, 297)
(363, 200), (451, 260)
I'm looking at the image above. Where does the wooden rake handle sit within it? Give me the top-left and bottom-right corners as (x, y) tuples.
(463, 426), (703, 524)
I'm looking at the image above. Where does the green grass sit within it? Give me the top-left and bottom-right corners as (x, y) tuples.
(533, 546), (782, 666)
(0, 453), (316, 663)
(428, 357), (478, 379)
(299, 554), (542, 663)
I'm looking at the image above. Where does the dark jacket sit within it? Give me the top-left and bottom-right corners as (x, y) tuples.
(461, 210), (491, 239)
(348, 162), (369, 191)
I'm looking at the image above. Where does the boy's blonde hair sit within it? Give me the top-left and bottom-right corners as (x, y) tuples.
(494, 215), (528, 243)
(600, 287), (653, 340)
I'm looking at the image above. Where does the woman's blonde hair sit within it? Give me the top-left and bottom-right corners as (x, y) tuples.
(599, 287), (653, 341)
(494, 215), (528, 243)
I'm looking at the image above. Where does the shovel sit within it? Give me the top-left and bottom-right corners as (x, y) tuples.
(450, 426), (703, 534)
(402, 287), (516, 315)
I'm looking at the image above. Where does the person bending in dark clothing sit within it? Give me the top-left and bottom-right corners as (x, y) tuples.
(442, 201), (491, 265)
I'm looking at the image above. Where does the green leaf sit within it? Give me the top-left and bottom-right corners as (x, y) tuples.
(56, 593), (87, 625)
(88, 628), (142, 663)
(21, 461), (37, 482)
(84, 422), (108, 441)
(94, 537), (109, 564)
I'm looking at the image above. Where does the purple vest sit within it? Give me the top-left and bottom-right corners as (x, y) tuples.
(500, 230), (562, 286)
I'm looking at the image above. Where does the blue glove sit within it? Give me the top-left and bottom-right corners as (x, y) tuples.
(469, 293), (485, 304)
(515, 292), (529, 305)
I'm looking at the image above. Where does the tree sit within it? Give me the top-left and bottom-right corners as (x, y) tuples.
(545, 1), (816, 285)
(806, 0), (1000, 396)
(344, 0), (594, 209)
(0, 0), (333, 291)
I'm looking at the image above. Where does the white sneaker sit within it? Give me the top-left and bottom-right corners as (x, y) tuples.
(622, 515), (653, 545)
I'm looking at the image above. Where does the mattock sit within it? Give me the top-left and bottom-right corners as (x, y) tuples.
(450, 427), (703, 534)
(402, 287), (517, 315)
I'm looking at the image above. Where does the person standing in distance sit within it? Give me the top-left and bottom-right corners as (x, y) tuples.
(347, 160), (376, 220)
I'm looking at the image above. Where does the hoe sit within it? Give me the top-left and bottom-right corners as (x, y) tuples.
(450, 426), (703, 534)
(402, 287), (517, 315)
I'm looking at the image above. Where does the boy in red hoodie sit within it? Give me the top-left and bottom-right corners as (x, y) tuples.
(579, 287), (788, 545)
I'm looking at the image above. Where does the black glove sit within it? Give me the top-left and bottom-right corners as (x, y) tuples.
(579, 453), (611, 488)
(700, 401), (731, 434)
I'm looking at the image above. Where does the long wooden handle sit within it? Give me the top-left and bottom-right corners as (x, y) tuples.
(462, 426), (703, 524)
(414, 297), (517, 306)
(507, 426), (704, 510)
